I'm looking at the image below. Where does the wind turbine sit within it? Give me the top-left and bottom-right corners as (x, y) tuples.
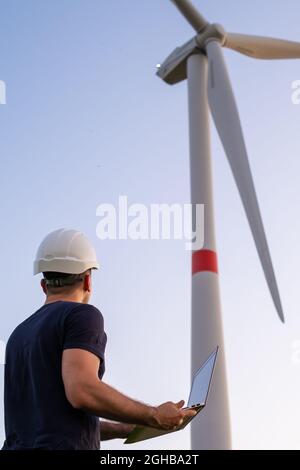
(157, 0), (300, 449)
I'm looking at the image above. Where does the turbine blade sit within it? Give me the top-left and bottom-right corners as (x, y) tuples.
(171, 0), (208, 32)
(206, 40), (285, 323)
(225, 32), (300, 60)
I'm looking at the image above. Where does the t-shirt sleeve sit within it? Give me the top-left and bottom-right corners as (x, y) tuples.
(63, 304), (107, 363)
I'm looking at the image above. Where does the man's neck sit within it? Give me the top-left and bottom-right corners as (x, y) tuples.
(44, 293), (85, 305)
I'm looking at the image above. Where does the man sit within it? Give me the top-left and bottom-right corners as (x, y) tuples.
(2, 229), (195, 450)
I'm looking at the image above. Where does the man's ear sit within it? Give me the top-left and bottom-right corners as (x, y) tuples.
(41, 278), (47, 295)
(83, 273), (91, 292)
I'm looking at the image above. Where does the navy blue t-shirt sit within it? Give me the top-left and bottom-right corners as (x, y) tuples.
(2, 301), (107, 450)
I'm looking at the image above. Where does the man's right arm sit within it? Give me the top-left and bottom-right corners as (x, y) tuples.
(62, 348), (196, 430)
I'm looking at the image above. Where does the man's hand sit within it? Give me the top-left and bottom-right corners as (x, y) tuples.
(117, 423), (135, 439)
(150, 400), (197, 430)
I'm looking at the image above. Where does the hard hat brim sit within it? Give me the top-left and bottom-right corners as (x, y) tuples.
(33, 258), (99, 275)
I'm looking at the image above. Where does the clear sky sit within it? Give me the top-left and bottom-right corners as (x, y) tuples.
(0, 0), (300, 450)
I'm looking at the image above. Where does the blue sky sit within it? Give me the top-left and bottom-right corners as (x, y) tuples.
(0, 0), (300, 450)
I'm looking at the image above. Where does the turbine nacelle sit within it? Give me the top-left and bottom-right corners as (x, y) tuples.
(157, 23), (227, 85)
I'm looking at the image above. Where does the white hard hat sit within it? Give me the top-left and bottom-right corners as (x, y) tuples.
(33, 228), (99, 275)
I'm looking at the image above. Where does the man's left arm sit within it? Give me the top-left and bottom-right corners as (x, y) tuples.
(100, 420), (134, 441)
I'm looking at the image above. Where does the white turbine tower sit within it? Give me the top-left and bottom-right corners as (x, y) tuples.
(157, 0), (300, 449)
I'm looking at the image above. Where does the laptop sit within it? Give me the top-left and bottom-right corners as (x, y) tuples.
(124, 347), (218, 444)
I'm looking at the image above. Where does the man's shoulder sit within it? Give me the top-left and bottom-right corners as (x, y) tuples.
(61, 302), (104, 325)
(10, 303), (102, 336)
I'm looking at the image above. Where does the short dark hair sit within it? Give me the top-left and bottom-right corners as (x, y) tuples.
(43, 271), (88, 288)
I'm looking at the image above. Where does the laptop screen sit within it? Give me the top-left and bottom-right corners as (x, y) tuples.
(187, 348), (218, 408)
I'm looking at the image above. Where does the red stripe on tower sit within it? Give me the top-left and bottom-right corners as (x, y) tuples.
(192, 250), (218, 275)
